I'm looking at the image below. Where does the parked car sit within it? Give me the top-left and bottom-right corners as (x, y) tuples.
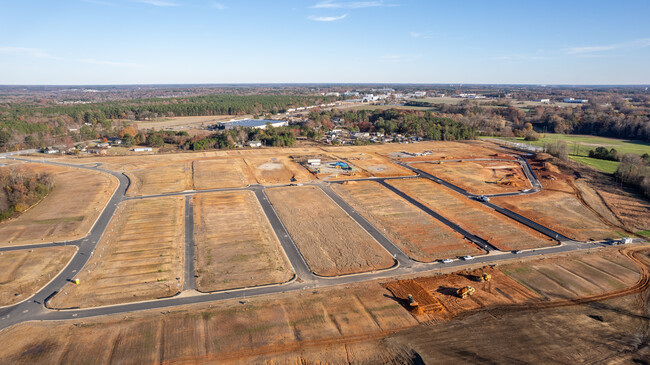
(462, 255), (475, 260)
(442, 258), (454, 264)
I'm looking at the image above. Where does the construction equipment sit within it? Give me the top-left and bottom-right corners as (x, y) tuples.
(407, 294), (423, 314)
(408, 294), (418, 307)
(456, 286), (475, 299)
(480, 273), (491, 282)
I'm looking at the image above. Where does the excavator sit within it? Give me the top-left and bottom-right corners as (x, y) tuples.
(456, 286), (475, 299)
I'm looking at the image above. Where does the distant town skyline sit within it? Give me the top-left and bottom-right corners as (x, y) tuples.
(1, 0), (649, 85)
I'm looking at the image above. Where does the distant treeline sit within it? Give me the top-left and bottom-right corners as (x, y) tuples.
(0, 167), (54, 221)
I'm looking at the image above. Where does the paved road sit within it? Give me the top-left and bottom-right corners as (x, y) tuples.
(0, 154), (641, 331)
(183, 196), (196, 291)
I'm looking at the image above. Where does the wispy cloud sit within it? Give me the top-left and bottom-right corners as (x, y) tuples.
(0, 46), (60, 60)
(410, 31), (433, 39)
(134, 0), (178, 7)
(81, 58), (141, 67)
(312, 0), (395, 9)
(380, 54), (421, 63)
(308, 14), (347, 21)
(565, 38), (650, 55)
(211, 2), (227, 10)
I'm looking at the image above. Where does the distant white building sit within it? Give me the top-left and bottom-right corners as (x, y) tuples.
(249, 140), (262, 148)
(535, 99), (551, 103)
(563, 97), (589, 104)
(307, 159), (321, 166)
(132, 147), (153, 152)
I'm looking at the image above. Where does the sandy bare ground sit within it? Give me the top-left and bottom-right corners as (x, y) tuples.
(327, 152), (416, 179)
(244, 156), (313, 185)
(126, 161), (193, 196)
(193, 191), (293, 291)
(49, 197), (185, 308)
(192, 158), (253, 189)
(0, 164), (118, 247)
(388, 178), (555, 251)
(416, 160), (531, 194)
(332, 181), (482, 261)
(266, 185), (395, 276)
(0, 246), (76, 306)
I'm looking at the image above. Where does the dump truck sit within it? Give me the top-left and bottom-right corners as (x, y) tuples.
(456, 286), (475, 299)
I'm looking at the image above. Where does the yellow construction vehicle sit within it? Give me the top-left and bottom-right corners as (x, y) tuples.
(456, 286), (475, 299)
(480, 273), (491, 282)
(407, 294), (423, 314)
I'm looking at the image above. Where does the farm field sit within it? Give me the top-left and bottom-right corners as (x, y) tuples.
(331, 181), (482, 261)
(0, 164), (118, 247)
(0, 282), (418, 364)
(0, 246), (76, 306)
(192, 158), (252, 189)
(49, 197), (185, 308)
(486, 134), (650, 173)
(265, 185), (395, 276)
(193, 191), (293, 292)
(126, 162), (192, 196)
(328, 152), (416, 179)
(492, 190), (621, 241)
(414, 160), (531, 194)
(244, 156), (312, 185)
(388, 178), (555, 251)
(128, 114), (247, 131)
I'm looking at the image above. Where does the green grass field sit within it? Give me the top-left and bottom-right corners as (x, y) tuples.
(483, 134), (650, 174)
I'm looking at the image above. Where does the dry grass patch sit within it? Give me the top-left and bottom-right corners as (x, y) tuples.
(0, 246), (76, 306)
(0, 283), (417, 364)
(193, 191), (293, 291)
(0, 164), (117, 247)
(266, 186), (395, 276)
(388, 178), (555, 251)
(49, 197), (185, 308)
(492, 190), (620, 241)
(192, 159), (253, 189)
(415, 160), (531, 194)
(126, 162), (192, 196)
(332, 181), (482, 261)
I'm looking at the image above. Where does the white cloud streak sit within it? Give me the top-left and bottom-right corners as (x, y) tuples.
(312, 0), (395, 9)
(134, 0), (178, 7)
(0, 46), (60, 60)
(308, 14), (347, 21)
(565, 38), (650, 55)
(211, 2), (227, 10)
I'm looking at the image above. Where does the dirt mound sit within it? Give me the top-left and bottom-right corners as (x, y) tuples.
(542, 162), (560, 174)
(535, 153), (553, 161)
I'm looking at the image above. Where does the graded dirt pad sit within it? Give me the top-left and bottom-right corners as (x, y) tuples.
(328, 152), (416, 179)
(598, 190), (650, 232)
(502, 249), (641, 300)
(193, 191), (293, 291)
(0, 246), (76, 306)
(492, 190), (620, 241)
(244, 156), (312, 185)
(0, 164), (118, 247)
(49, 197), (185, 308)
(0, 283), (419, 364)
(331, 181), (482, 261)
(126, 161), (193, 196)
(323, 140), (500, 161)
(414, 159), (531, 194)
(265, 185), (395, 276)
(388, 178), (554, 251)
(192, 158), (253, 189)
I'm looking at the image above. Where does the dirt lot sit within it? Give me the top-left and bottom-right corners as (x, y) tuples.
(0, 282), (418, 364)
(415, 160), (531, 194)
(0, 246), (76, 306)
(133, 115), (250, 131)
(331, 181), (483, 261)
(0, 164), (118, 247)
(598, 190), (650, 233)
(192, 158), (253, 189)
(126, 162), (193, 196)
(193, 191), (293, 291)
(388, 178), (555, 251)
(49, 197), (185, 308)
(265, 185), (395, 276)
(244, 156), (312, 185)
(492, 190), (621, 241)
(328, 152), (416, 179)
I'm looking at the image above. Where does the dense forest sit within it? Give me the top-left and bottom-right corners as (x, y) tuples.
(0, 94), (334, 150)
(0, 167), (54, 221)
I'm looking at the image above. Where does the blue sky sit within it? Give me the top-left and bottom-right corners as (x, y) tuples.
(1, 0), (649, 85)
